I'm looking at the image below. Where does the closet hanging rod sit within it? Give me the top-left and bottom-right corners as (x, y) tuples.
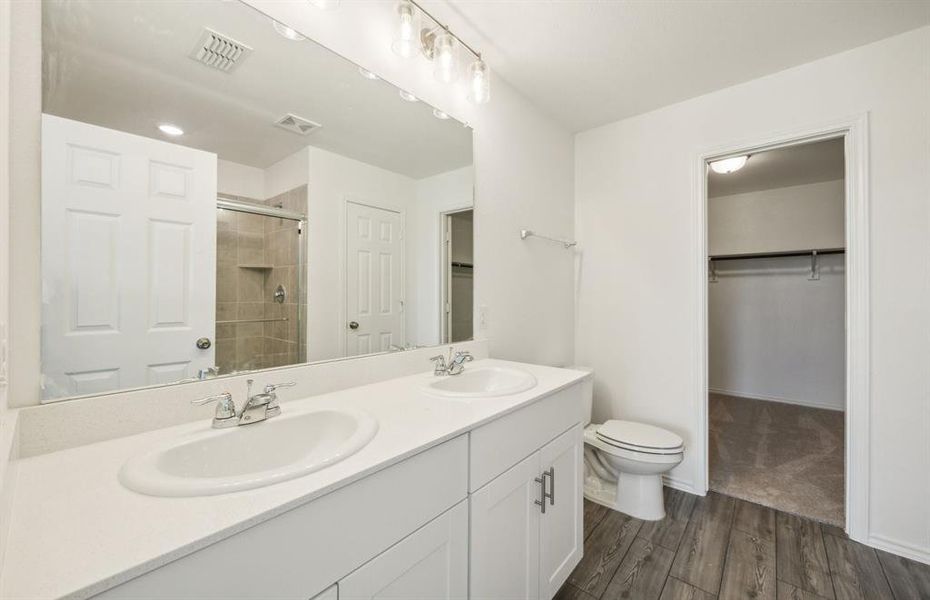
(520, 229), (577, 249)
(708, 248), (845, 262)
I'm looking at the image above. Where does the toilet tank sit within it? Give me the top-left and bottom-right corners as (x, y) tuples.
(570, 366), (594, 426)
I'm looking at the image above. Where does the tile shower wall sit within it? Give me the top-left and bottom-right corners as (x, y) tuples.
(215, 186), (307, 375)
(262, 186), (307, 369)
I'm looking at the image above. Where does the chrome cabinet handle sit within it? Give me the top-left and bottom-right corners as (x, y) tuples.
(544, 467), (555, 506)
(534, 474), (547, 514)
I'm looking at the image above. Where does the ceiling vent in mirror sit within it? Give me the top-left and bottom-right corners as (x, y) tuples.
(190, 28), (252, 73)
(274, 114), (322, 136)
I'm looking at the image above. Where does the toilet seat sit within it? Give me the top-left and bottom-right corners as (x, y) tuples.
(595, 420), (684, 455)
(583, 425), (682, 464)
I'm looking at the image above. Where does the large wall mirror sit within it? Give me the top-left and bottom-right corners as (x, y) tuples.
(40, 0), (474, 402)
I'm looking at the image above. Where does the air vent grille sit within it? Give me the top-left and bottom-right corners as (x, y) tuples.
(275, 114), (322, 136)
(190, 28), (252, 73)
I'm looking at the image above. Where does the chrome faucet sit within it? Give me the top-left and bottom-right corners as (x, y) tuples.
(430, 347), (474, 376)
(191, 379), (295, 428)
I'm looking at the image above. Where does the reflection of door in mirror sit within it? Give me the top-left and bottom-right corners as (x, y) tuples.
(443, 210), (474, 344)
(41, 115), (217, 400)
(345, 201), (404, 357)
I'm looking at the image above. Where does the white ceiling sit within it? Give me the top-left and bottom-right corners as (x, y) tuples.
(430, 0), (930, 132)
(708, 138), (845, 198)
(42, 0), (473, 178)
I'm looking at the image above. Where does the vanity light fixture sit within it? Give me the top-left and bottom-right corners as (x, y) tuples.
(710, 155), (749, 174)
(468, 58), (490, 105)
(358, 67), (380, 81)
(432, 108), (450, 120)
(272, 20), (306, 41)
(307, 0), (341, 9)
(431, 30), (457, 83)
(391, 0), (490, 105)
(399, 90), (419, 102)
(158, 123), (184, 136)
(392, 1), (418, 58)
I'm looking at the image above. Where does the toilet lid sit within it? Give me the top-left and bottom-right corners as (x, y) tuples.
(596, 420), (684, 453)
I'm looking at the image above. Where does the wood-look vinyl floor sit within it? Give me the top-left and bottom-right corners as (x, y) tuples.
(559, 491), (930, 600)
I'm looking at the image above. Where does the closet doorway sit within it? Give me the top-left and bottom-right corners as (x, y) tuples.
(441, 209), (474, 343)
(706, 138), (847, 526)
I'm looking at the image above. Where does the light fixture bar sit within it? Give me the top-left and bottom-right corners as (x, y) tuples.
(407, 0), (481, 61)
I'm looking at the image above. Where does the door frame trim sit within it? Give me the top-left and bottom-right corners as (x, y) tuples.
(692, 113), (870, 542)
(439, 207), (474, 344)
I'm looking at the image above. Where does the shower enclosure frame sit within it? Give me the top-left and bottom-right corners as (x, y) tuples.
(217, 197), (308, 364)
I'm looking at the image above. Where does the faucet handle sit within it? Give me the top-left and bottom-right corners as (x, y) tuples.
(264, 381), (296, 394)
(191, 392), (236, 420)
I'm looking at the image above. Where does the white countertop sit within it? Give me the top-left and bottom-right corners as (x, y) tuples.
(1, 360), (588, 600)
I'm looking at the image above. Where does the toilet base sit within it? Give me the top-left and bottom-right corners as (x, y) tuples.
(583, 471), (666, 521)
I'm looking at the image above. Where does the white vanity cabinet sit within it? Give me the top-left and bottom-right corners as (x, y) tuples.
(470, 425), (583, 600)
(469, 384), (585, 600)
(90, 381), (586, 600)
(339, 500), (468, 600)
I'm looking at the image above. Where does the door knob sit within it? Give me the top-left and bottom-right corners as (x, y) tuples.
(348, 321), (359, 330)
(196, 337), (212, 350)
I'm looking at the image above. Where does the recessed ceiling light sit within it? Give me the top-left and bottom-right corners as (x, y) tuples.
(710, 155), (749, 174)
(358, 67), (379, 81)
(158, 123), (184, 136)
(432, 109), (450, 120)
(399, 90), (419, 103)
(307, 0), (340, 8)
(272, 20), (306, 41)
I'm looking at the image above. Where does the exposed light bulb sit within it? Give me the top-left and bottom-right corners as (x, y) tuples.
(272, 20), (306, 41)
(158, 123), (184, 136)
(307, 0), (340, 9)
(399, 90), (419, 102)
(432, 108), (450, 120)
(358, 67), (380, 81)
(433, 31), (457, 84)
(391, 1), (417, 58)
(710, 155), (749, 174)
(467, 58), (490, 105)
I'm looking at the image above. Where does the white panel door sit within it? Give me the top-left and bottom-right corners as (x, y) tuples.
(470, 452), (542, 600)
(339, 500), (467, 600)
(345, 201), (403, 356)
(41, 114), (217, 399)
(538, 425), (584, 600)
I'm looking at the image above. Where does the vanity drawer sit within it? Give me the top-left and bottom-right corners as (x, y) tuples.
(94, 435), (468, 600)
(469, 383), (583, 492)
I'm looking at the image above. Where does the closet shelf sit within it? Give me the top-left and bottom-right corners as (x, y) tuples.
(237, 264), (274, 270)
(708, 248), (845, 261)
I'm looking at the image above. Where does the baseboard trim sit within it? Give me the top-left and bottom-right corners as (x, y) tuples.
(868, 534), (930, 566)
(709, 387), (844, 412)
(663, 475), (699, 496)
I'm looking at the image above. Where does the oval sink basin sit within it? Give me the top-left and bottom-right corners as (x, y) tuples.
(424, 366), (537, 398)
(119, 409), (378, 497)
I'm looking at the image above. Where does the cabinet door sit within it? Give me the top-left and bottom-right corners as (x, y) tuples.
(538, 425), (584, 600)
(339, 500), (468, 600)
(470, 451), (543, 600)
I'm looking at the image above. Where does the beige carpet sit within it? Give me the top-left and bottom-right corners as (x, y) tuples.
(709, 393), (845, 526)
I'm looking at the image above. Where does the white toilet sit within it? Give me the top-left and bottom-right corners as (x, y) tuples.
(576, 368), (684, 521)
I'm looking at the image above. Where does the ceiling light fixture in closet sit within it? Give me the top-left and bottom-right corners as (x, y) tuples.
(390, 0), (490, 105)
(710, 155), (749, 174)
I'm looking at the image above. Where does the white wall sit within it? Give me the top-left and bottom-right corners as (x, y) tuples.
(709, 255), (846, 410)
(575, 27), (930, 560)
(709, 179), (845, 255)
(217, 159), (265, 199)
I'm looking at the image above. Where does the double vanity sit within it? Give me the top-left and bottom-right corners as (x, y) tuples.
(1, 359), (590, 600)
